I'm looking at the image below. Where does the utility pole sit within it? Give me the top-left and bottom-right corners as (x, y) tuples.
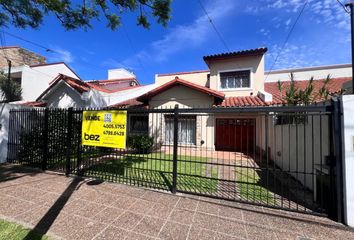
(346, 1), (354, 93)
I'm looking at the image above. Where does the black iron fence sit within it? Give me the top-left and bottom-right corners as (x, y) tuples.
(6, 101), (343, 221)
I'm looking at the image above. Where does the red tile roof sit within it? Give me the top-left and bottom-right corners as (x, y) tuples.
(265, 77), (351, 105)
(203, 47), (267, 63)
(109, 98), (145, 108)
(137, 77), (225, 102)
(218, 77), (351, 107)
(87, 78), (140, 93)
(37, 74), (91, 101)
(20, 101), (47, 107)
(157, 70), (209, 77)
(219, 96), (267, 107)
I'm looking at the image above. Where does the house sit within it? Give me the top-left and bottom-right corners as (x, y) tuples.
(36, 68), (156, 108)
(0, 46), (79, 102)
(107, 48), (348, 152)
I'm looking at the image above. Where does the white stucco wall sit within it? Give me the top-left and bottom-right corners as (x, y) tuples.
(341, 95), (354, 227)
(2, 63), (79, 102)
(0, 103), (30, 163)
(266, 64), (352, 82)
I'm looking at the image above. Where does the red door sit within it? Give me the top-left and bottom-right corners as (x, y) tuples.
(215, 119), (255, 153)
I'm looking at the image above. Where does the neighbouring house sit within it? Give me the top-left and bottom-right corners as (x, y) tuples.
(35, 68), (156, 108)
(0, 46), (79, 102)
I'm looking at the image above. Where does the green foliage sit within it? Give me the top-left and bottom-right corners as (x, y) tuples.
(278, 73), (333, 105)
(127, 134), (153, 153)
(0, 0), (171, 30)
(0, 73), (22, 102)
(0, 219), (49, 240)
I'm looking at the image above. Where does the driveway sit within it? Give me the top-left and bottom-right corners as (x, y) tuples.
(0, 164), (353, 240)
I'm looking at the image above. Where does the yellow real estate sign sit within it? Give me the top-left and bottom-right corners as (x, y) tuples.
(81, 110), (127, 148)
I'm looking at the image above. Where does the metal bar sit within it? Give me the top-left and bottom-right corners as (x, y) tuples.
(332, 98), (344, 223)
(65, 107), (73, 176)
(42, 108), (49, 170)
(172, 104), (179, 193)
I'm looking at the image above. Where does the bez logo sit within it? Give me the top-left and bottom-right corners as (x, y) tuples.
(84, 133), (100, 141)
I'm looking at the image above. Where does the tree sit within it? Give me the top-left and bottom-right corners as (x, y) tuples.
(0, 72), (22, 102)
(277, 73), (339, 105)
(0, 0), (171, 30)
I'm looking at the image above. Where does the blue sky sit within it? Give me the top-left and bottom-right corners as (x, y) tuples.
(2, 0), (351, 84)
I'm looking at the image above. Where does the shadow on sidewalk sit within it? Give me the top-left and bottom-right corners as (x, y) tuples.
(23, 177), (84, 240)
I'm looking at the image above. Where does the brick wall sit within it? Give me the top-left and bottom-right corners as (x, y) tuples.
(0, 47), (46, 68)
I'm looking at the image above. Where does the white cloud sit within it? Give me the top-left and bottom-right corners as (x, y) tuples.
(48, 47), (74, 63)
(121, 0), (237, 67)
(266, 43), (323, 70)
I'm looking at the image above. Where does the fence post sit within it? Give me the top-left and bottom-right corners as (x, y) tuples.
(42, 108), (49, 171)
(65, 107), (73, 176)
(172, 104), (179, 194)
(331, 97), (344, 223)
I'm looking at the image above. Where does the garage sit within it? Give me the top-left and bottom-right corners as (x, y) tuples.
(215, 118), (255, 153)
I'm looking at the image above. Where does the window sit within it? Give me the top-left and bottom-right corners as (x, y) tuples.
(165, 116), (196, 145)
(129, 115), (148, 134)
(219, 70), (251, 89)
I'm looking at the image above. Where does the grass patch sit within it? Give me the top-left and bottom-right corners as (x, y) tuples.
(82, 153), (218, 194)
(235, 167), (276, 205)
(0, 219), (49, 240)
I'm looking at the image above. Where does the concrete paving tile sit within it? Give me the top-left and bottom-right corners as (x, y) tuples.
(15, 205), (67, 227)
(242, 210), (269, 226)
(126, 231), (156, 240)
(217, 217), (247, 239)
(95, 226), (129, 240)
(193, 212), (219, 231)
(94, 192), (119, 206)
(197, 201), (219, 215)
(158, 221), (190, 240)
(169, 209), (195, 225)
(140, 190), (163, 202)
(128, 199), (154, 214)
(113, 211), (144, 230)
(266, 214), (304, 234)
(133, 216), (165, 237)
(156, 193), (180, 206)
(124, 187), (146, 198)
(215, 232), (244, 240)
(74, 201), (104, 219)
(38, 192), (61, 206)
(187, 226), (216, 240)
(218, 205), (243, 220)
(245, 224), (277, 240)
(113, 195), (138, 209)
(92, 206), (124, 224)
(176, 197), (198, 211)
(147, 203), (174, 219)
(274, 230), (308, 240)
(69, 220), (106, 240)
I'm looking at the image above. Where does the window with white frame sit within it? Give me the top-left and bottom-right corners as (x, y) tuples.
(165, 116), (196, 145)
(219, 70), (251, 89)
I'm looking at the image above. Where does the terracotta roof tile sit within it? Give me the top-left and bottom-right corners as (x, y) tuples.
(109, 98), (145, 108)
(137, 77), (225, 102)
(20, 101), (47, 107)
(219, 77), (351, 107)
(203, 47), (267, 63)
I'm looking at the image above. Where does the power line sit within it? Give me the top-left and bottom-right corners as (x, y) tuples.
(1, 30), (55, 53)
(336, 0), (350, 14)
(264, 0), (309, 82)
(121, 25), (147, 74)
(197, 0), (230, 52)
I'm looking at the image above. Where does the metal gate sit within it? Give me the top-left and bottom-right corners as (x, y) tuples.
(6, 100), (343, 221)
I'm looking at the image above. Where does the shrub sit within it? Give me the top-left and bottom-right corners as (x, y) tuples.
(127, 134), (153, 154)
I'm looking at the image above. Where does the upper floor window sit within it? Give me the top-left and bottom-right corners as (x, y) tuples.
(220, 70), (251, 89)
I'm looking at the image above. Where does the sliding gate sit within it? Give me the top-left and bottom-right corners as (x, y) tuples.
(7, 101), (343, 221)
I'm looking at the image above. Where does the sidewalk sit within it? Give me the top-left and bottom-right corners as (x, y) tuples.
(0, 164), (353, 240)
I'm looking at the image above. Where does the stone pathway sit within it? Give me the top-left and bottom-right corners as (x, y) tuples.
(0, 164), (353, 240)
